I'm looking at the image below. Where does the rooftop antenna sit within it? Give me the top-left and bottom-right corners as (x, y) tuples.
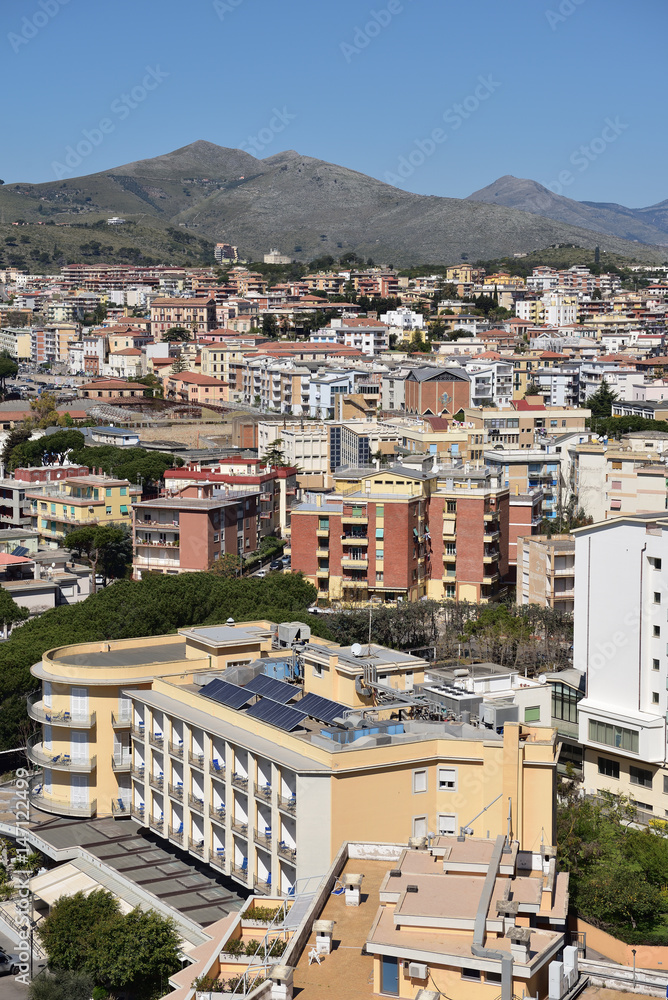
(504, 796), (513, 853)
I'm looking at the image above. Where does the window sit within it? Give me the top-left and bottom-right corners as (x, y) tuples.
(551, 682), (583, 723)
(656, 593), (662, 604)
(598, 757), (620, 778)
(630, 766), (653, 788)
(376, 528), (384, 539)
(524, 706), (541, 723)
(106, 507), (112, 515)
(376, 505), (384, 518)
(438, 767), (457, 791)
(376, 549), (384, 560)
(412, 815), (427, 838)
(461, 969), (481, 981)
(445, 583), (456, 599)
(654, 625), (661, 637)
(611, 460), (622, 470)
(654, 692), (660, 704)
(376, 572), (383, 582)
(318, 517), (329, 530)
(653, 558), (662, 570)
(486, 972), (503, 984)
(589, 720), (638, 753)
(106, 488), (112, 497)
(413, 769), (427, 794)
(653, 659), (660, 671)
(438, 813), (457, 835)
(312, 664), (324, 678)
(446, 500), (457, 513)
(120, 487), (127, 496)
(663, 774), (668, 795)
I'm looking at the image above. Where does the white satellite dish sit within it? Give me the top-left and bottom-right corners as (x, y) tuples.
(351, 643), (363, 657)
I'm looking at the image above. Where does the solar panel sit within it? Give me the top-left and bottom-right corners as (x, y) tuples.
(297, 692), (347, 725)
(200, 678), (253, 710)
(245, 698), (307, 732)
(11, 546), (29, 557)
(245, 674), (298, 704)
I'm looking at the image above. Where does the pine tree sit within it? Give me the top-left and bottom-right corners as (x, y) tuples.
(170, 351), (189, 374)
(586, 379), (618, 418)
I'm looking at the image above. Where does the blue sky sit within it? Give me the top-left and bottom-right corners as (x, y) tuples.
(2, 0), (665, 206)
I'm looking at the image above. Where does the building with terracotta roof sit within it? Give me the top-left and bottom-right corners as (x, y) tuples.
(162, 370), (229, 405)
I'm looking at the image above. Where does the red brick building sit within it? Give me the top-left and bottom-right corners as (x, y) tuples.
(404, 367), (470, 416)
(150, 297), (217, 340)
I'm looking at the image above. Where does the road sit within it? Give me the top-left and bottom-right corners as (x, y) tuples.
(0, 924), (28, 1000)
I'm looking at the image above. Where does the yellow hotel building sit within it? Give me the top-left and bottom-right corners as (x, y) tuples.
(27, 621), (558, 897)
(26, 474), (140, 545)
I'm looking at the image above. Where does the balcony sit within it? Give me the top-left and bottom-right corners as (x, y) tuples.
(483, 530), (500, 543)
(209, 804), (226, 823)
(209, 759), (226, 777)
(111, 711), (131, 729)
(134, 556), (181, 571)
(188, 750), (205, 769)
(277, 842), (297, 865)
(342, 579), (368, 589)
(232, 864), (248, 883)
(483, 552), (500, 564)
(341, 557), (368, 569)
(254, 782), (272, 802)
(278, 794), (296, 815)
(137, 519), (180, 529)
(168, 740), (184, 758)
(231, 817), (248, 837)
(131, 805), (146, 824)
(27, 735), (97, 772)
(168, 782), (183, 801)
(316, 528), (329, 538)
(148, 772), (164, 791)
(131, 765), (145, 781)
(254, 876), (273, 895)
(209, 849), (226, 870)
(342, 513), (368, 524)
(169, 825), (183, 844)
(111, 753), (132, 773)
(149, 815), (164, 834)
(29, 779), (97, 819)
(135, 537), (180, 549)
(231, 772), (248, 792)
(188, 837), (205, 858)
(342, 534), (368, 544)
(188, 793), (204, 814)
(483, 571), (500, 585)
(149, 732), (164, 749)
(111, 798), (131, 817)
(316, 567), (330, 577)
(315, 547), (330, 558)
(254, 828), (272, 849)
(483, 511), (499, 523)
(27, 693), (96, 729)
(131, 724), (145, 740)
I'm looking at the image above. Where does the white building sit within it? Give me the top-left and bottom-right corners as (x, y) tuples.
(573, 516), (668, 819)
(464, 360), (513, 408)
(379, 307), (424, 331)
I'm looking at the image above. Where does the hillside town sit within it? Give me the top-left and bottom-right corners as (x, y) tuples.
(2, 252), (668, 1000)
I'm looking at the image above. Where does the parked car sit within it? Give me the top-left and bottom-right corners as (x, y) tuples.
(0, 950), (20, 975)
(281, 555), (291, 566)
(269, 559), (282, 571)
(253, 568), (267, 578)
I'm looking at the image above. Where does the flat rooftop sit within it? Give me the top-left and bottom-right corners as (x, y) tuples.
(57, 640), (187, 668)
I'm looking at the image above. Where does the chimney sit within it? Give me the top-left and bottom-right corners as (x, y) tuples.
(507, 926), (531, 964)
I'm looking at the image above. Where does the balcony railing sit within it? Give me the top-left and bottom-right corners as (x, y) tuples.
(27, 693), (96, 728)
(278, 794), (296, 815)
(188, 793), (204, 814)
(277, 843), (296, 864)
(168, 782), (183, 801)
(111, 798), (131, 817)
(131, 805), (146, 824)
(29, 778), (96, 818)
(254, 828), (272, 849)
(111, 711), (132, 729)
(231, 772), (248, 792)
(131, 724), (145, 740)
(188, 750), (205, 769)
(209, 849), (226, 869)
(131, 765), (145, 781)
(189, 837), (205, 857)
(232, 864), (248, 883)
(209, 803), (226, 822)
(148, 772), (164, 791)
(27, 735), (96, 772)
(111, 753), (132, 772)
(254, 782), (272, 802)
(209, 759), (225, 777)
(231, 818), (248, 837)
(169, 825), (183, 844)
(149, 732), (164, 748)
(254, 876), (272, 895)
(149, 815), (164, 834)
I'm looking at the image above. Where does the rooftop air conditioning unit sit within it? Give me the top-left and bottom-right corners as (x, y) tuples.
(409, 963), (428, 980)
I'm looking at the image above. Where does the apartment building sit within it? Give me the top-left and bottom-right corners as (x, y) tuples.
(0, 326), (32, 360)
(570, 437), (668, 523)
(573, 515), (668, 819)
(381, 415), (487, 464)
(466, 360), (514, 408)
(26, 475), (138, 546)
(26, 620), (558, 897)
(485, 450), (562, 520)
(463, 402), (590, 448)
(132, 488), (259, 578)
(327, 318), (390, 355)
(78, 377), (146, 400)
(162, 370), (228, 405)
(150, 297), (217, 339)
(516, 535), (575, 614)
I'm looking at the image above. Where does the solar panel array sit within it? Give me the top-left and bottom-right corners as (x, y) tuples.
(200, 678), (254, 711)
(297, 692), (347, 725)
(11, 546), (29, 557)
(245, 698), (307, 732)
(245, 674), (298, 704)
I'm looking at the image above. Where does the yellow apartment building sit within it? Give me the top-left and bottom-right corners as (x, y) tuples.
(27, 621), (558, 897)
(26, 474), (140, 546)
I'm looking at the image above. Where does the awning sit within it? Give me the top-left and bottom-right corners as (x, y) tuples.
(30, 863), (108, 907)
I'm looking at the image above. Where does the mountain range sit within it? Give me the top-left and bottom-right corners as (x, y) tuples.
(1, 142), (666, 266)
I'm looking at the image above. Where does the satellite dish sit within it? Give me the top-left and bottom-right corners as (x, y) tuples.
(351, 643), (363, 657)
